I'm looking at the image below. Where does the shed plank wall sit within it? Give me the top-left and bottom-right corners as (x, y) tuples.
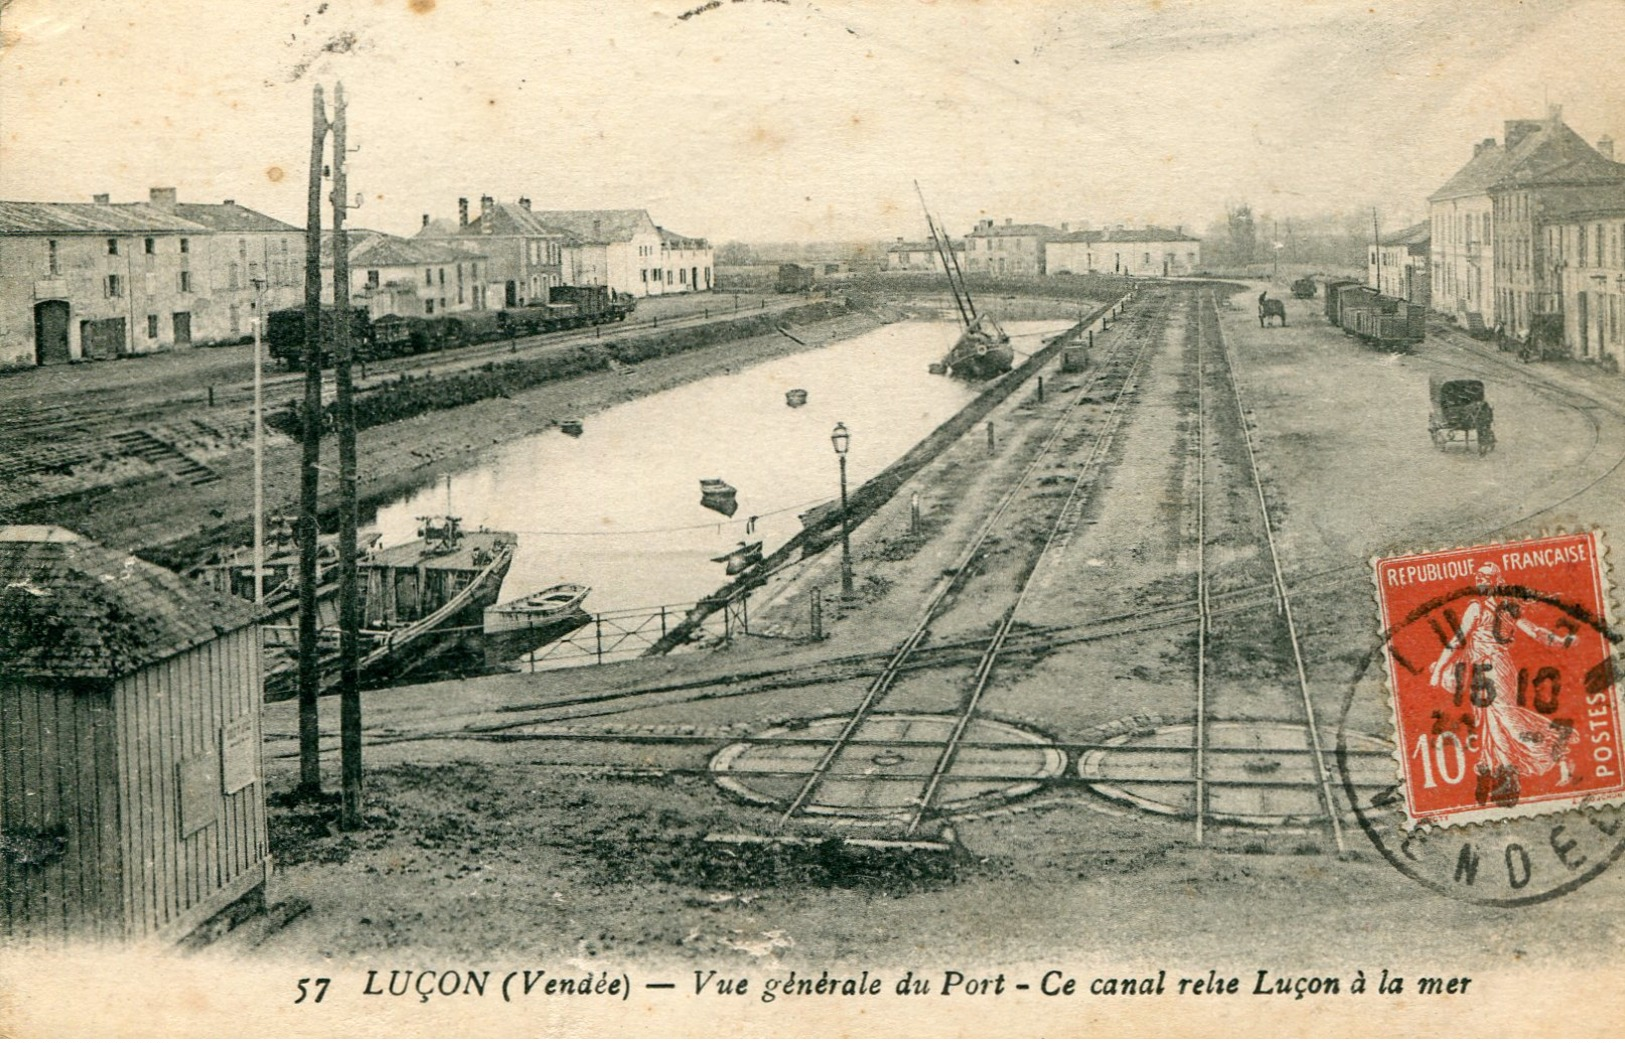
(0, 679), (120, 939)
(116, 627), (266, 940)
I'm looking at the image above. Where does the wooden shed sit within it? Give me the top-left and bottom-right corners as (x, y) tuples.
(0, 525), (268, 942)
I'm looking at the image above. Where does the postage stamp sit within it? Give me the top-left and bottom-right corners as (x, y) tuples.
(1374, 532), (1625, 830)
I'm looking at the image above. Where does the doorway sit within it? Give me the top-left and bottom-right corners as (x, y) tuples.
(172, 311), (192, 348)
(33, 300), (70, 365)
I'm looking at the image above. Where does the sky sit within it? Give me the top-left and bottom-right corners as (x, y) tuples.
(2, 0), (1623, 244)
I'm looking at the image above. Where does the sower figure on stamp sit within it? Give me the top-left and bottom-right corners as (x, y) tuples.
(1428, 562), (1578, 806)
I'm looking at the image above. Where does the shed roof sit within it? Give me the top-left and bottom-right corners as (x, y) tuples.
(967, 222), (1059, 239)
(0, 201), (208, 236)
(1049, 226), (1201, 244)
(1379, 221), (1431, 246)
(173, 202), (300, 233)
(1535, 182), (1625, 222)
(0, 527), (259, 680)
(1431, 116), (1625, 202)
(525, 209), (657, 244)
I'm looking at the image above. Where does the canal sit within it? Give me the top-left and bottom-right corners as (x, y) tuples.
(368, 320), (1066, 618)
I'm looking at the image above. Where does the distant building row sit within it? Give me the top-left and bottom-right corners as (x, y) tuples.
(0, 190), (713, 367)
(1421, 106), (1625, 361)
(885, 219), (1201, 278)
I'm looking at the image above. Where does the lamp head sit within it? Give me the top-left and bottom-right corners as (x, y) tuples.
(831, 421), (850, 456)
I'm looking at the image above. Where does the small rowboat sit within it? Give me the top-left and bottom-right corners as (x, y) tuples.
(700, 478), (739, 517)
(785, 388), (808, 408)
(559, 418), (584, 437)
(484, 583), (590, 637)
(711, 541), (764, 576)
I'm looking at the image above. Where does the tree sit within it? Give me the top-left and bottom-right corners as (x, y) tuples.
(1226, 204), (1258, 267)
(716, 241), (760, 266)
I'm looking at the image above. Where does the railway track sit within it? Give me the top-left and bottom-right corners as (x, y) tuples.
(757, 289), (1170, 835)
(1192, 290), (1346, 853)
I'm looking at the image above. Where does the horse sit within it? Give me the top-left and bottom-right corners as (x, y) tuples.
(1259, 298), (1287, 327)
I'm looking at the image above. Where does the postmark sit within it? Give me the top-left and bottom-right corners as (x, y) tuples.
(1375, 533), (1624, 827)
(1343, 532), (1625, 905)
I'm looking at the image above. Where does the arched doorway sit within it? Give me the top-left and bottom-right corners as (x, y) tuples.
(33, 300), (70, 365)
(505, 280), (518, 308)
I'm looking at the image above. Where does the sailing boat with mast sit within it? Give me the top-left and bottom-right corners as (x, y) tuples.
(916, 182), (1013, 381)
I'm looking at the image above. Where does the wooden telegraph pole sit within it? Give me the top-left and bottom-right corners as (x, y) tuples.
(330, 82), (365, 831)
(297, 84), (329, 798)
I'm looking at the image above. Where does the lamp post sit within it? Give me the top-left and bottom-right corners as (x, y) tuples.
(831, 421), (853, 596)
(251, 277), (267, 604)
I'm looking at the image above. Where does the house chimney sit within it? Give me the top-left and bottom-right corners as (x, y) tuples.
(1598, 136), (1615, 161)
(222, 199), (235, 206)
(1547, 103), (1564, 124)
(1060, 222), (1070, 232)
(92, 193), (111, 204)
(479, 195), (494, 234)
(1504, 121), (1542, 150)
(1176, 224), (1183, 235)
(519, 196), (531, 210)
(1004, 217), (1012, 226)
(458, 197), (469, 228)
(148, 187), (177, 210)
(422, 213), (431, 228)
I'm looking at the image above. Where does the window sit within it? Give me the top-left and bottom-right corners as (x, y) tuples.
(144, 237), (155, 255)
(641, 269), (648, 282)
(367, 270), (380, 288)
(438, 268), (446, 286)
(107, 238), (119, 255)
(425, 299), (435, 315)
(179, 270), (192, 292)
(147, 315), (158, 338)
(425, 268), (433, 286)
(105, 273), (122, 297)
(238, 238), (247, 262)
(228, 262), (240, 290)
(180, 237), (189, 254)
(46, 239), (58, 276)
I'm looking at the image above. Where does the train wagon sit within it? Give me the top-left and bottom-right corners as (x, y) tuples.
(1330, 284), (1424, 352)
(775, 263), (815, 294)
(265, 307), (374, 369)
(1322, 279), (1360, 325)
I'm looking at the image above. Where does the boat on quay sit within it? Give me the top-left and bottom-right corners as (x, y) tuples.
(482, 582), (592, 664)
(785, 388), (808, 408)
(261, 515), (515, 700)
(192, 522), (381, 633)
(915, 181), (1014, 381)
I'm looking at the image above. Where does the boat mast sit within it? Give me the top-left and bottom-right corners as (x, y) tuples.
(915, 181), (973, 328)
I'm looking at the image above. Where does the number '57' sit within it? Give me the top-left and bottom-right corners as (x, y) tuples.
(295, 977), (331, 1003)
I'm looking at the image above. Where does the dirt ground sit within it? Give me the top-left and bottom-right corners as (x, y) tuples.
(231, 282), (1625, 983)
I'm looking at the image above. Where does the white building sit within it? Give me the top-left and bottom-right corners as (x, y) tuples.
(1045, 226), (1202, 277)
(528, 209), (712, 297)
(885, 238), (967, 272)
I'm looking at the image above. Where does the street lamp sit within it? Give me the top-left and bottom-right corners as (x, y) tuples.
(831, 421), (853, 596)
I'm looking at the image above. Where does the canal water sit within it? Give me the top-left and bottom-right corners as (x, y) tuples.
(368, 321), (1064, 617)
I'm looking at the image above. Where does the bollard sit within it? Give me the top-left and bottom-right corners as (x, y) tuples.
(811, 587), (824, 641)
(1037, 375), (1045, 404)
(1089, 330), (1094, 349)
(207, 385), (215, 407)
(987, 421), (996, 455)
(910, 492), (921, 536)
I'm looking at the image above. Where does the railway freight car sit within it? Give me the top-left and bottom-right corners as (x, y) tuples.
(776, 263), (815, 293)
(1328, 283), (1425, 351)
(266, 285), (633, 369)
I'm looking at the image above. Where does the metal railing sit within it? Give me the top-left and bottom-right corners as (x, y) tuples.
(522, 594), (749, 670)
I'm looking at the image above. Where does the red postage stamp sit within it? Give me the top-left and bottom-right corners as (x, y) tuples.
(1374, 533), (1625, 829)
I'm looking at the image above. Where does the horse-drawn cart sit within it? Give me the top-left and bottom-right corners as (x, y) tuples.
(1428, 377), (1495, 454)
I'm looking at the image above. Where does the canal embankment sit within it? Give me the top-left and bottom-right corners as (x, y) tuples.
(16, 302), (888, 569)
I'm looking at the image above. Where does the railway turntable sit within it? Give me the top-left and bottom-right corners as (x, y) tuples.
(710, 712), (1064, 821)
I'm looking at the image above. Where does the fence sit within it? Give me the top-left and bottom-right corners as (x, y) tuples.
(522, 593), (750, 670)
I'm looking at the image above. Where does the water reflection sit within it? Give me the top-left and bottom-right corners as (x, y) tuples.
(370, 321), (1063, 613)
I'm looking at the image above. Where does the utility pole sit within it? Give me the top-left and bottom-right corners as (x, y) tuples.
(331, 81), (365, 831)
(297, 84), (330, 798)
(1372, 207), (1382, 294)
(251, 277), (266, 606)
